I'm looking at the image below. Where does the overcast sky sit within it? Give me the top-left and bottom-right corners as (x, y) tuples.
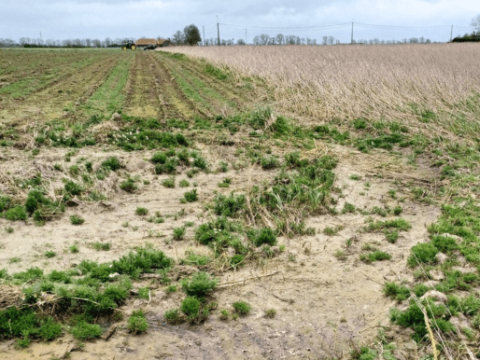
(1, 0), (479, 43)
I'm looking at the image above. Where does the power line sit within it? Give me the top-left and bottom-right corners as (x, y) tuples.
(219, 23), (351, 30)
(219, 22), (475, 31)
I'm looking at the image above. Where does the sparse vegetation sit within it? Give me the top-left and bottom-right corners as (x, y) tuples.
(70, 215), (85, 225)
(233, 301), (251, 316)
(127, 310), (148, 334)
(135, 207), (149, 216)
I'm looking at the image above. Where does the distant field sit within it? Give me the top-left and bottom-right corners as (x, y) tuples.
(162, 44), (480, 135)
(0, 49), (255, 126)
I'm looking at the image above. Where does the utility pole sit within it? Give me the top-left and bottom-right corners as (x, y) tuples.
(351, 22), (354, 44)
(216, 15), (221, 46)
(203, 26), (205, 46)
(245, 29), (247, 44)
(450, 25), (453, 42)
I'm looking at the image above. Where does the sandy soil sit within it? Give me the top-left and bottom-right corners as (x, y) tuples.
(0, 140), (440, 359)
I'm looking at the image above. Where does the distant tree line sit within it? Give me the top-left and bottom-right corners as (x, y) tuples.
(171, 24), (202, 45)
(452, 31), (480, 43)
(0, 37), (136, 48)
(201, 33), (436, 46)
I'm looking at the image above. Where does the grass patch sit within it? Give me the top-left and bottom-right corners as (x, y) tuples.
(127, 310), (148, 334)
(135, 207), (148, 216)
(70, 215), (85, 225)
(233, 301), (251, 316)
(183, 189), (198, 202)
(181, 271), (217, 297)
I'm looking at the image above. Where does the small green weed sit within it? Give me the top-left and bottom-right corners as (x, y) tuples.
(135, 207), (149, 216)
(247, 227), (277, 247)
(70, 215), (85, 225)
(360, 251), (392, 263)
(93, 242), (111, 251)
(164, 309), (180, 324)
(179, 179), (190, 187)
(44, 251), (56, 258)
(233, 301), (251, 316)
(181, 271), (218, 297)
(127, 310), (148, 334)
(181, 297), (201, 321)
(173, 227), (186, 240)
(119, 178), (137, 193)
(162, 177), (175, 188)
(71, 321), (102, 341)
(264, 309), (276, 318)
(183, 189), (198, 202)
(102, 157), (122, 171)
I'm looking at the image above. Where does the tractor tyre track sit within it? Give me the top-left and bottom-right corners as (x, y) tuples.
(124, 53), (163, 119)
(149, 53), (200, 120)
(172, 58), (254, 110)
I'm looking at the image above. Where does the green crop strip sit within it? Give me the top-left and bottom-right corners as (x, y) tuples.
(83, 53), (133, 116)
(0, 55), (107, 99)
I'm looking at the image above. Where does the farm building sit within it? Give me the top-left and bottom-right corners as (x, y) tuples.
(134, 38), (157, 49)
(134, 38), (171, 49)
(156, 38), (171, 47)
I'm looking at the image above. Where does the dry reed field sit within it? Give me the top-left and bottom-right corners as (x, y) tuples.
(162, 44), (480, 127)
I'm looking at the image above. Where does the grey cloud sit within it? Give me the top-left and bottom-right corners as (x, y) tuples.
(0, 0), (477, 42)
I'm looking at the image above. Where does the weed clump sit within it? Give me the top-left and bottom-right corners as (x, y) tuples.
(111, 248), (173, 278)
(407, 243), (439, 267)
(151, 152), (167, 164)
(162, 177), (176, 188)
(102, 157), (122, 171)
(364, 218), (411, 232)
(71, 321), (102, 341)
(164, 309), (180, 324)
(261, 155), (280, 170)
(390, 299), (455, 342)
(233, 301), (251, 315)
(173, 226), (186, 240)
(179, 179), (190, 187)
(183, 189), (198, 202)
(181, 272), (217, 297)
(127, 310), (148, 334)
(135, 207), (149, 216)
(93, 242), (110, 251)
(383, 282), (411, 301)
(70, 215), (85, 225)
(247, 227), (277, 247)
(213, 193), (246, 217)
(264, 309), (276, 318)
(44, 251), (56, 258)
(64, 181), (83, 196)
(385, 230), (399, 243)
(360, 250), (392, 263)
(5, 206), (27, 221)
(119, 178), (137, 193)
(181, 297), (201, 321)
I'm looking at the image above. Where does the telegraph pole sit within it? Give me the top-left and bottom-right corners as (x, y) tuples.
(450, 25), (453, 42)
(245, 29), (247, 44)
(216, 16), (221, 46)
(351, 22), (354, 44)
(203, 26), (205, 46)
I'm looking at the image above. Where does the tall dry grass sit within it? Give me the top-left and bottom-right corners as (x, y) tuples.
(161, 44), (480, 128)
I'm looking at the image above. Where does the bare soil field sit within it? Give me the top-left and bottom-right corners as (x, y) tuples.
(1, 47), (480, 360)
